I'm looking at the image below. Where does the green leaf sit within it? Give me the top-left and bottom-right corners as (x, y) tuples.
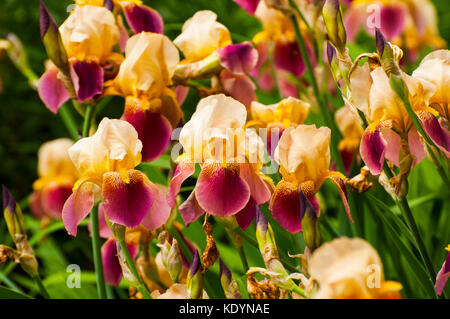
(0, 285), (32, 299)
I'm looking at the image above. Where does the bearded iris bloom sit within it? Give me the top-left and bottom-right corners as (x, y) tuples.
(173, 10), (259, 107)
(435, 245), (450, 296)
(62, 118), (170, 236)
(106, 32), (182, 162)
(167, 94), (272, 229)
(30, 138), (78, 219)
(270, 124), (351, 233)
(247, 97), (311, 156)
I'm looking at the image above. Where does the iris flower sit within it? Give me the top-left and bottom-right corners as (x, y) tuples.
(62, 118), (170, 236)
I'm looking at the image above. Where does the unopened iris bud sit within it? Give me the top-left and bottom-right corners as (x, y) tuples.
(167, 239), (182, 282)
(2, 185), (26, 239)
(376, 29), (400, 77)
(255, 209), (277, 257)
(322, 0), (346, 53)
(186, 250), (204, 299)
(300, 192), (321, 251)
(219, 259), (241, 299)
(326, 42), (339, 80)
(39, 1), (69, 74)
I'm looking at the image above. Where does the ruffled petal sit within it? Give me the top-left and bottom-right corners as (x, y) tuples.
(122, 103), (172, 162)
(408, 127), (426, 165)
(239, 163), (271, 205)
(217, 42), (258, 74)
(41, 183), (73, 219)
(168, 160), (195, 208)
(38, 66), (70, 113)
(273, 40), (305, 77)
(235, 196), (259, 230)
(232, 0), (260, 15)
(69, 59), (104, 102)
(141, 183), (171, 230)
(380, 5), (406, 39)
(102, 238), (138, 286)
(220, 70), (256, 107)
(178, 191), (204, 226)
(122, 3), (164, 34)
(102, 170), (154, 228)
(419, 112), (450, 157)
(62, 181), (96, 236)
(435, 253), (450, 296)
(360, 126), (387, 175)
(269, 180), (302, 233)
(195, 163), (250, 217)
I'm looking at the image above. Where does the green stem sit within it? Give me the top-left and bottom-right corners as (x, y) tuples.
(117, 238), (152, 299)
(82, 104), (95, 138)
(58, 104), (80, 140)
(397, 197), (439, 298)
(289, 10), (344, 172)
(291, 285), (307, 298)
(90, 207), (107, 299)
(237, 245), (249, 272)
(33, 274), (50, 299)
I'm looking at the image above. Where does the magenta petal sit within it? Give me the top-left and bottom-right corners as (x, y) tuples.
(38, 67), (70, 113)
(123, 3), (164, 34)
(102, 238), (138, 286)
(178, 191), (204, 226)
(344, 6), (364, 42)
(89, 203), (113, 239)
(239, 163), (271, 205)
(175, 85), (189, 106)
(168, 160), (195, 208)
(232, 0), (260, 15)
(382, 128), (401, 167)
(102, 170), (154, 228)
(218, 42), (258, 75)
(380, 5), (406, 39)
(122, 108), (172, 162)
(435, 253), (450, 296)
(360, 127), (387, 175)
(220, 70), (256, 107)
(269, 181), (302, 233)
(195, 163), (250, 217)
(235, 197), (259, 230)
(273, 40), (305, 77)
(41, 184), (73, 219)
(408, 127), (426, 165)
(30, 191), (45, 219)
(141, 183), (171, 230)
(70, 59), (103, 102)
(62, 182), (96, 236)
(419, 112), (450, 157)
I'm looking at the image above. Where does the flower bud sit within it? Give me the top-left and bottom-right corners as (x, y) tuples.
(2, 185), (26, 239)
(167, 239), (182, 282)
(39, 1), (69, 74)
(116, 241), (139, 286)
(186, 250), (204, 299)
(219, 259), (241, 299)
(300, 192), (321, 251)
(322, 0), (346, 53)
(376, 29), (400, 77)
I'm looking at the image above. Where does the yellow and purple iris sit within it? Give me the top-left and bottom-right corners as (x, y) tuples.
(174, 10), (259, 107)
(62, 118), (170, 236)
(30, 138), (78, 220)
(167, 94), (272, 229)
(247, 97), (311, 156)
(106, 32), (182, 162)
(270, 124), (351, 233)
(350, 48), (449, 175)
